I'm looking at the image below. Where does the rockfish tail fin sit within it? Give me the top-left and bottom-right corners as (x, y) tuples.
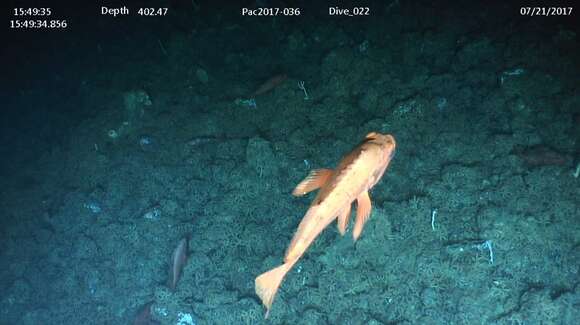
(255, 258), (298, 318)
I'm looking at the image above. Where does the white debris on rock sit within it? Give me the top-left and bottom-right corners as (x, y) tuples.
(176, 312), (196, 325)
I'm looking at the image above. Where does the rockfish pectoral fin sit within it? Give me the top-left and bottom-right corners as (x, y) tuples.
(292, 168), (333, 196)
(353, 191), (372, 241)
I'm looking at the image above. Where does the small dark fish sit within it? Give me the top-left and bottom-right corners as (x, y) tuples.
(252, 74), (287, 96)
(187, 136), (216, 146)
(133, 301), (160, 325)
(512, 144), (570, 167)
(167, 236), (189, 291)
(573, 112), (580, 126)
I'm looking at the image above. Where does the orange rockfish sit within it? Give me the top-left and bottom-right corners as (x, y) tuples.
(255, 132), (396, 318)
